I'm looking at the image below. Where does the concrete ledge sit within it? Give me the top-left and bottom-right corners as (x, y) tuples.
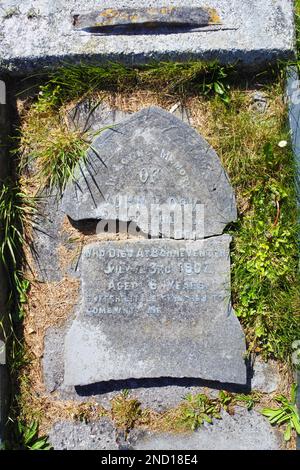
(286, 66), (300, 451)
(0, 78), (8, 449)
(0, 0), (295, 75)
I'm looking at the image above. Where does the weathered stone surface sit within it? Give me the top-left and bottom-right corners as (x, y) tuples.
(44, 327), (66, 393)
(0, 341), (5, 366)
(64, 236), (246, 386)
(31, 191), (66, 282)
(129, 408), (282, 450)
(251, 359), (281, 394)
(44, 323), (248, 409)
(48, 419), (118, 450)
(251, 91), (268, 113)
(0, 1), (295, 74)
(61, 106), (237, 239)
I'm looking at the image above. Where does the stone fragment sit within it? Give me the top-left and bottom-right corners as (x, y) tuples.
(43, 327), (65, 393)
(251, 91), (268, 113)
(251, 359), (281, 394)
(48, 419), (117, 450)
(61, 107), (237, 239)
(129, 408), (282, 450)
(0, 341), (5, 365)
(31, 191), (66, 282)
(64, 236), (246, 386)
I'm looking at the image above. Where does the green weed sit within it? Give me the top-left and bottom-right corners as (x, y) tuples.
(218, 390), (261, 412)
(231, 180), (300, 359)
(32, 61), (233, 111)
(180, 393), (221, 431)
(111, 392), (143, 435)
(261, 384), (300, 441)
(8, 420), (52, 450)
(0, 181), (35, 315)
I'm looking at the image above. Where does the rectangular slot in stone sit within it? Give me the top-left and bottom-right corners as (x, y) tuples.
(72, 7), (221, 30)
(64, 236), (246, 386)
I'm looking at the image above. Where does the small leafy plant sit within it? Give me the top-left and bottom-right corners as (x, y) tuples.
(235, 392), (261, 411)
(218, 390), (261, 413)
(218, 390), (234, 413)
(261, 384), (300, 441)
(181, 393), (221, 431)
(202, 65), (231, 103)
(11, 421), (52, 450)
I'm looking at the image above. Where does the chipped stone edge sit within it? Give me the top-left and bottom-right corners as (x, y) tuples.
(286, 65), (300, 451)
(0, 48), (296, 77)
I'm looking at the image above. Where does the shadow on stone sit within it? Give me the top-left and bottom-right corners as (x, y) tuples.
(75, 373), (251, 397)
(81, 25), (223, 36)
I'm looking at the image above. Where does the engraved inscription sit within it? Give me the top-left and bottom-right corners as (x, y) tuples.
(65, 237), (247, 386)
(61, 107), (237, 239)
(82, 240), (230, 318)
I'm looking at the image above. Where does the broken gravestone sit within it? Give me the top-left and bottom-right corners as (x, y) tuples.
(64, 237), (246, 386)
(61, 106), (247, 386)
(61, 107), (236, 239)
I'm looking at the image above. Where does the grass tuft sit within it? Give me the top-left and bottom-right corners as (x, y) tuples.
(31, 60), (234, 111)
(0, 180), (35, 313)
(111, 391), (143, 436)
(19, 109), (89, 192)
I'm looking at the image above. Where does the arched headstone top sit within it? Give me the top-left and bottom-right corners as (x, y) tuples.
(61, 106), (237, 238)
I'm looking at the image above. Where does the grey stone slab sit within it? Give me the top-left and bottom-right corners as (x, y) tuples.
(43, 327), (66, 393)
(44, 323), (248, 409)
(64, 236), (246, 386)
(44, 326), (248, 410)
(48, 419), (118, 450)
(61, 106), (237, 239)
(251, 359), (281, 394)
(0, 1), (295, 74)
(31, 191), (66, 282)
(129, 408), (282, 450)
